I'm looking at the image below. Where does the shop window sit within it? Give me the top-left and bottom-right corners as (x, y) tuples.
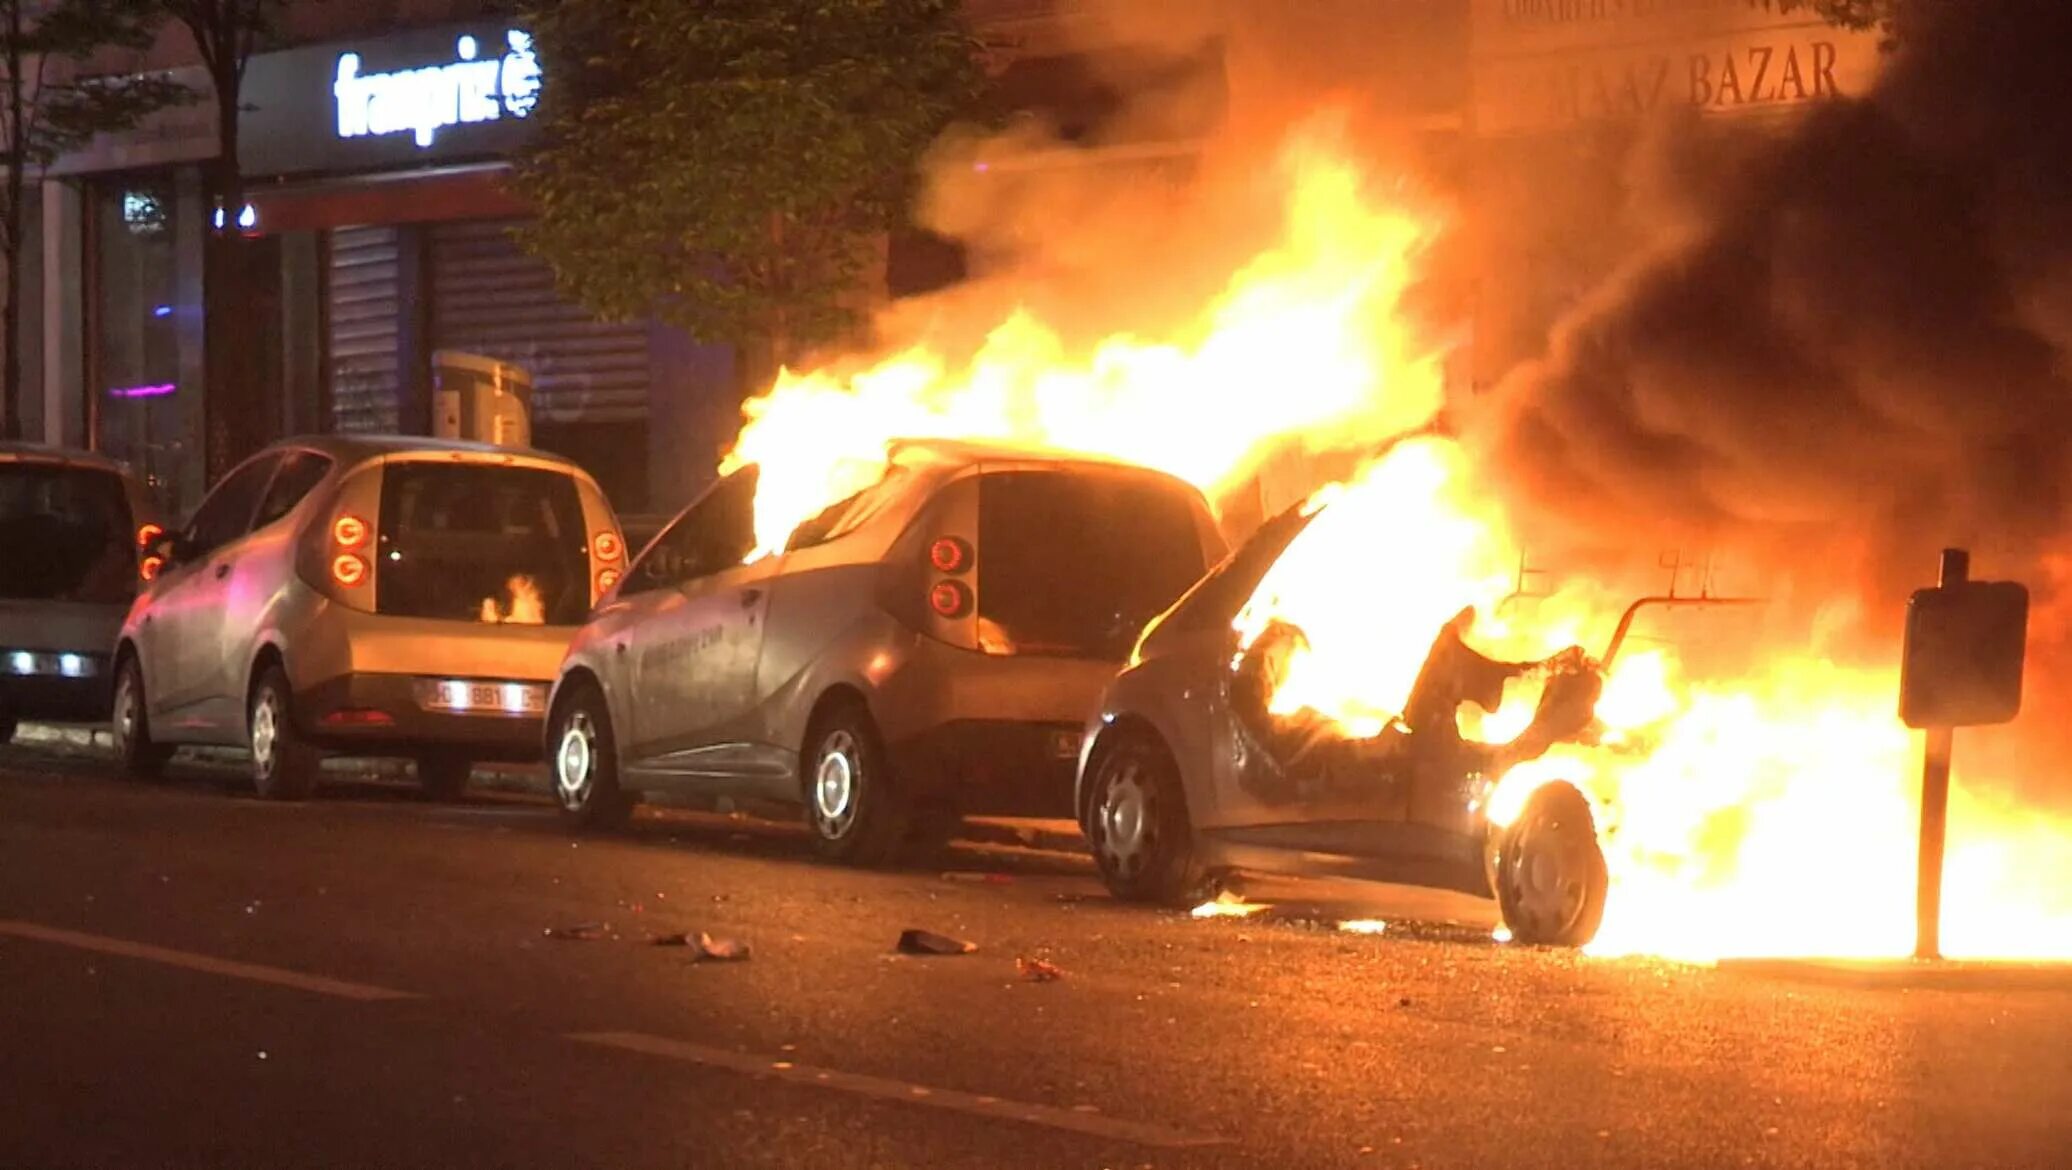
(92, 177), (195, 509)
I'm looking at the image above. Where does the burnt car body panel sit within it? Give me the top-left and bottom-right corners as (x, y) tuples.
(552, 440), (1226, 818)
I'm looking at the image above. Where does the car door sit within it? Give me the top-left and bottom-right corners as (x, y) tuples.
(616, 469), (780, 776)
(142, 452), (281, 734)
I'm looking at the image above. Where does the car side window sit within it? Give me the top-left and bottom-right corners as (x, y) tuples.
(625, 466), (760, 594)
(183, 453), (283, 555)
(252, 451), (334, 530)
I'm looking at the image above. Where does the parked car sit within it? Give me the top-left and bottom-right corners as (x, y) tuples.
(1074, 501), (1615, 947)
(546, 438), (1228, 863)
(112, 436), (624, 799)
(0, 444), (162, 744)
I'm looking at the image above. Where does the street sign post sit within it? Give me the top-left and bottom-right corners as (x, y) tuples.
(1897, 548), (2029, 960)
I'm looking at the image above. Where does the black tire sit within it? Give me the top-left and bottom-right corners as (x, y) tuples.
(1493, 782), (1609, 948)
(415, 753), (474, 801)
(801, 702), (911, 866)
(548, 683), (632, 831)
(110, 655), (174, 779)
(0, 709), (15, 745)
(248, 666), (320, 801)
(1084, 728), (1205, 906)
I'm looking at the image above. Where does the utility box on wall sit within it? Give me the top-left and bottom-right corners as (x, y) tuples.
(431, 350), (530, 447)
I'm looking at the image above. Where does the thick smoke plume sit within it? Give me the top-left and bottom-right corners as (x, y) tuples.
(1481, 1), (2072, 784)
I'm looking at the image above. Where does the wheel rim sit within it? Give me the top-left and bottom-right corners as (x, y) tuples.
(555, 710), (597, 809)
(813, 729), (859, 838)
(251, 690), (279, 778)
(1096, 756), (1155, 879)
(114, 670), (141, 751)
(1508, 808), (1591, 937)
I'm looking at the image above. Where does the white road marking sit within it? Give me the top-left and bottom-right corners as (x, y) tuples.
(0, 920), (420, 1002)
(566, 1030), (1225, 1149)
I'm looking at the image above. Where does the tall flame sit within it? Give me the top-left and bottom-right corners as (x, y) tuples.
(719, 119), (2072, 961)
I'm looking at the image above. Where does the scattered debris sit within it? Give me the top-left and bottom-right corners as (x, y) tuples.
(896, 929), (977, 955)
(692, 933), (752, 962)
(1017, 956), (1065, 982)
(544, 922), (611, 941)
(1339, 919), (1389, 936)
(649, 932), (693, 947)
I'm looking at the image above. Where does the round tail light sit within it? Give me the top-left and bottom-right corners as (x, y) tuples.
(332, 514), (369, 548)
(593, 531), (624, 561)
(929, 536), (972, 574)
(139, 554), (164, 583)
(597, 567), (622, 594)
(331, 553), (369, 588)
(929, 580), (972, 619)
(136, 522), (164, 550)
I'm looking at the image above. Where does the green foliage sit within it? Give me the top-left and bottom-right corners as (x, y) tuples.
(510, 0), (986, 355)
(1753, 0), (1902, 43)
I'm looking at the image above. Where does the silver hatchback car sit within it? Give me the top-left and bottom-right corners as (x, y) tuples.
(546, 439), (1227, 864)
(0, 444), (162, 743)
(112, 436), (624, 799)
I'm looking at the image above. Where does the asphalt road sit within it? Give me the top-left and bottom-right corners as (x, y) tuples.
(2, 742), (2068, 1170)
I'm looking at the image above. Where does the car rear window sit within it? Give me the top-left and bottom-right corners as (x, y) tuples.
(976, 470), (1210, 659)
(375, 463), (589, 626)
(0, 464), (135, 604)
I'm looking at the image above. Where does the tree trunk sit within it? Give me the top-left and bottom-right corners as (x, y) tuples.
(203, 53), (259, 480)
(2, 1), (23, 442)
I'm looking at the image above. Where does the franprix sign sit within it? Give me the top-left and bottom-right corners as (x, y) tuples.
(334, 30), (541, 149)
(242, 24), (544, 176)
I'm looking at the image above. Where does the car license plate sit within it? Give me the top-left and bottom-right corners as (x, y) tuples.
(419, 679), (545, 716)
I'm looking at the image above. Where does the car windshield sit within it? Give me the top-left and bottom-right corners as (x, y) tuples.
(0, 463), (136, 604)
(375, 463), (590, 626)
(975, 469), (1211, 659)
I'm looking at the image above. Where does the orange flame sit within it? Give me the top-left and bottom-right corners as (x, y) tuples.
(479, 575), (545, 625)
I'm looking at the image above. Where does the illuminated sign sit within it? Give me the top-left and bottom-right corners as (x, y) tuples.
(333, 30), (540, 149)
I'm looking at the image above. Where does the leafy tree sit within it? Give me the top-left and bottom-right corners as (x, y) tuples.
(1756, 0), (1902, 43)
(156, 0), (282, 221)
(0, 0), (187, 440)
(511, 0), (986, 389)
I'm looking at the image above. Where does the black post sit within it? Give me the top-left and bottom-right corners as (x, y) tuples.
(1914, 547), (1969, 961)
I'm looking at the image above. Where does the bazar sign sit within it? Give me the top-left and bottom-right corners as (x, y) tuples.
(1477, 33), (1869, 132)
(333, 29), (541, 148)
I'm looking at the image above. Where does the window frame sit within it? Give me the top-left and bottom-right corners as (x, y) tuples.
(181, 450), (284, 556)
(251, 449), (336, 532)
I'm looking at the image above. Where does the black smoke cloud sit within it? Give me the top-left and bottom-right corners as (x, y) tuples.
(1483, 0), (2072, 609)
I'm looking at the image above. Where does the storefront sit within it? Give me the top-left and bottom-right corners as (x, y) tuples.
(229, 22), (735, 513)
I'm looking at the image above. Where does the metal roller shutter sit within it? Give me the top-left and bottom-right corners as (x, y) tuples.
(325, 225), (403, 434)
(427, 219), (650, 424)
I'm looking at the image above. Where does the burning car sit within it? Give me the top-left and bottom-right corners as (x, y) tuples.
(112, 436), (624, 799)
(0, 444), (162, 743)
(545, 439), (1226, 864)
(1076, 499), (1617, 947)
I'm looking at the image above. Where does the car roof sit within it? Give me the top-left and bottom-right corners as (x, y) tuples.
(270, 434), (588, 472)
(886, 436), (1181, 477)
(0, 441), (136, 477)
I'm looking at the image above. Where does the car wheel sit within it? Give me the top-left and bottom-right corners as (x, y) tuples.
(416, 753), (474, 801)
(1085, 729), (1204, 906)
(550, 685), (631, 831)
(1494, 781), (1609, 948)
(802, 703), (910, 866)
(0, 708), (15, 745)
(249, 667), (320, 801)
(111, 656), (174, 779)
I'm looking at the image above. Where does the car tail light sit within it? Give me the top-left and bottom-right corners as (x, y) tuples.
(139, 554), (164, 583)
(332, 514), (369, 548)
(332, 553), (369, 588)
(929, 580), (972, 618)
(136, 522), (164, 550)
(597, 567), (621, 594)
(593, 531), (623, 561)
(928, 536), (972, 574)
